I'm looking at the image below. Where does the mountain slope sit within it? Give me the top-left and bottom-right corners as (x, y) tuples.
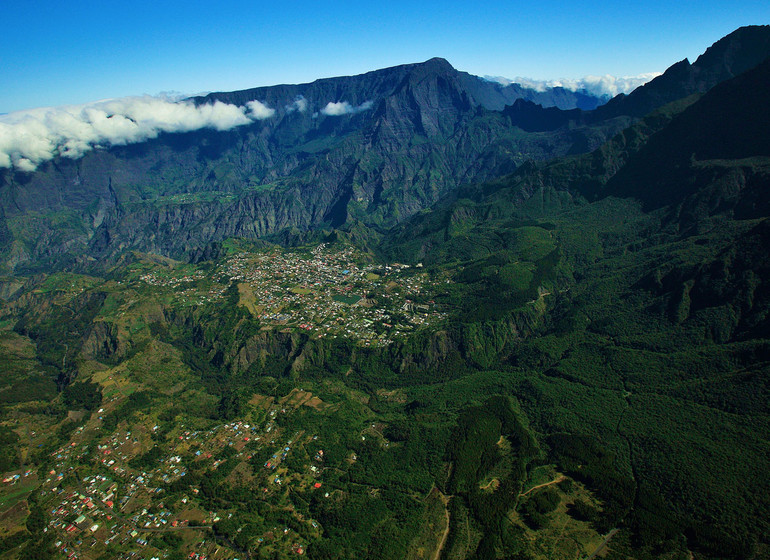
(603, 56), (770, 219)
(0, 60), (628, 273)
(0, 26), (768, 277)
(597, 24), (770, 119)
(1, 28), (770, 560)
(386, 52), (770, 264)
(375, 55), (770, 558)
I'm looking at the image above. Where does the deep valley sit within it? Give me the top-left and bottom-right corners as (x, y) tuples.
(0, 25), (769, 560)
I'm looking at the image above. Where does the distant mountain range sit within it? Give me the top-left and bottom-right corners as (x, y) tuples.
(481, 72), (661, 101)
(0, 25), (769, 274)
(1, 25), (770, 560)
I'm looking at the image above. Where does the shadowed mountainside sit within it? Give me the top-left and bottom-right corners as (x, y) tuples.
(1, 26), (768, 273)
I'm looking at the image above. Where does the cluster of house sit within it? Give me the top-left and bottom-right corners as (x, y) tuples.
(30, 406), (328, 559)
(220, 244), (448, 345)
(138, 268), (225, 306)
(138, 269), (206, 287)
(42, 460), (190, 559)
(1, 469), (32, 484)
(132, 242), (450, 343)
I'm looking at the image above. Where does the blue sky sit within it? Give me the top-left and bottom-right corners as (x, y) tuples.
(1, 0), (768, 113)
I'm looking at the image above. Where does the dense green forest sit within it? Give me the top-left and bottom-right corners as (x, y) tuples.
(0, 27), (769, 560)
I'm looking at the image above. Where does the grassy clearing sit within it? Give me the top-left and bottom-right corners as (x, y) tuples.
(406, 488), (449, 560)
(0, 500), (29, 536)
(237, 282), (259, 316)
(332, 294), (362, 305)
(0, 482), (35, 511)
(512, 475), (604, 560)
(122, 341), (192, 393)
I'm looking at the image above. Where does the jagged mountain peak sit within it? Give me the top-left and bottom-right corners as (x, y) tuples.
(4, 27), (768, 273)
(596, 24), (770, 119)
(694, 24), (770, 71)
(193, 54), (603, 117)
(408, 56), (456, 75)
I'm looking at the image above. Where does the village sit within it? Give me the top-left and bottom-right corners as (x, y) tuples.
(220, 243), (449, 345)
(0, 242), (451, 560)
(140, 243), (450, 346)
(11, 389), (353, 560)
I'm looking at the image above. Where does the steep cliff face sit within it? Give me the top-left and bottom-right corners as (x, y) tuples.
(0, 58), (620, 272)
(2, 27), (770, 273)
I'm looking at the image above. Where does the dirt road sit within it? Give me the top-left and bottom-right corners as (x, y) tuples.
(432, 492), (452, 560)
(585, 528), (619, 560)
(519, 475), (566, 498)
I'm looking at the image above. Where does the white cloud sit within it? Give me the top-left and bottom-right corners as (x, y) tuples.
(0, 95), (275, 171)
(247, 100), (276, 119)
(320, 100), (373, 116)
(15, 158), (37, 173)
(483, 72), (662, 98)
(286, 96), (308, 113)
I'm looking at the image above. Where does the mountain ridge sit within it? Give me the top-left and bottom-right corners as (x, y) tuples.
(195, 56), (606, 114)
(0, 60), (630, 273)
(1, 26), (770, 274)
(1, 26), (770, 560)
(596, 24), (770, 119)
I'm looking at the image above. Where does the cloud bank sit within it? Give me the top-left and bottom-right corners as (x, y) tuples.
(484, 73), (662, 98)
(320, 100), (373, 116)
(0, 96), (275, 171)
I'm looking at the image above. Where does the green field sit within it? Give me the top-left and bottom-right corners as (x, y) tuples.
(332, 294), (362, 305)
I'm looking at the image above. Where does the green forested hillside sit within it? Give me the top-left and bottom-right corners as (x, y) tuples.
(0, 28), (769, 560)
